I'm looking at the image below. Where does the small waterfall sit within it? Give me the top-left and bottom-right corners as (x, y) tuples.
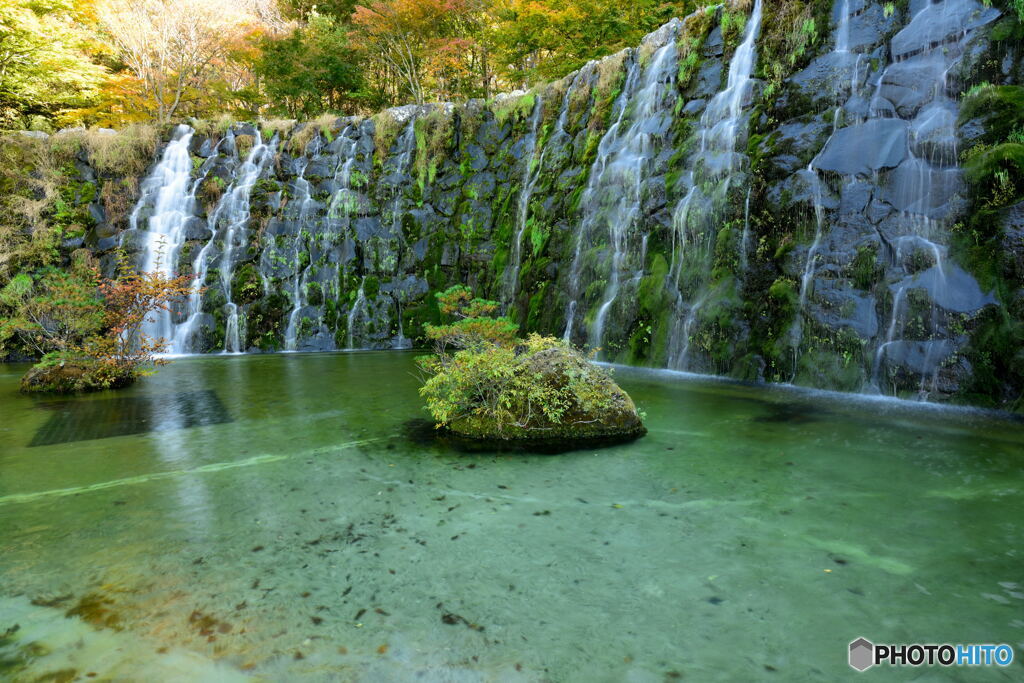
(283, 163), (316, 351)
(129, 125), (197, 346)
(870, 284), (906, 387)
(836, 0), (852, 54)
(221, 134), (277, 353)
(793, 0), (998, 397)
(169, 131), (276, 354)
(344, 117), (416, 349)
(383, 117), (417, 260)
(501, 94), (545, 306)
(666, 0), (763, 369)
(385, 117), (415, 232)
(789, 163), (828, 360)
(280, 124), (367, 353)
(562, 59), (641, 345)
(391, 296), (412, 350)
(787, 0), (876, 367)
(346, 277), (367, 349)
(561, 25), (680, 353)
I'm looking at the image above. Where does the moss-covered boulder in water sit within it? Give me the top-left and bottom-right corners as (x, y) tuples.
(20, 353), (136, 394)
(419, 334), (646, 445)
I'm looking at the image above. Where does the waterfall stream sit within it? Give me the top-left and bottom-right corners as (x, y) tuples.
(221, 134), (277, 353)
(129, 125), (198, 348)
(666, 0), (763, 370)
(561, 22), (680, 353)
(793, 0), (999, 396)
(501, 95), (545, 307)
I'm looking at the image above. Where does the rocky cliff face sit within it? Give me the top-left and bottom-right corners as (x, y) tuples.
(59, 0), (1024, 410)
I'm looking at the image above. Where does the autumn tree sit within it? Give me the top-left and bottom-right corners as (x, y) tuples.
(490, 0), (690, 86)
(255, 10), (365, 117)
(350, 0), (491, 105)
(84, 251), (195, 373)
(95, 0), (280, 123)
(0, 0), (106, 129)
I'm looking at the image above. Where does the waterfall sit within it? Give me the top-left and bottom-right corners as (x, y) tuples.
(666, 0), (763, 369)
(221, 134), (277, 353)
(792, 0), (999, 397)
(129, 125), (198, 347)
(76, 5), (1016, 407)
(346, 277), (367, 349)
(561, 24), (680, 354)
(283, 162), (316, 351)
(343, 117), (416, 349)
(383, 116), (417, 263)
(391, 297), (411, 350)
(790, 0), (866, 360)
(836, 0), (852, 54)
(501, 94), (545, 307)
(170, 131), (276, 354)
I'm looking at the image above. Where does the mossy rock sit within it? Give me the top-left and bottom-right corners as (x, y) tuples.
(20, 356), (136, 394)
(964, 142), (1024, 207)
(959, 85), (1024, 144)
(230, 263), (262, 305)
(441, 344), (646, 446)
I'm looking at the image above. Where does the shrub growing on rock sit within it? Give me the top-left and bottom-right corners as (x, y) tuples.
(18, 251), (194, 394)
(417, 286), (645, 444)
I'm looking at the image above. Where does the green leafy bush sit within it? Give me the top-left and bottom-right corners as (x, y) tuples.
(417, 286), (644, 441)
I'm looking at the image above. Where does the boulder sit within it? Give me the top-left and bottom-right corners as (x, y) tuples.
(813, 119), (908, 176)
(892, 1), (999, 60)
(445, 344), (646, 445)
(20, 357), (135, 394)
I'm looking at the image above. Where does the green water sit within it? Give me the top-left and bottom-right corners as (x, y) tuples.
(1, 352), (1022, 681)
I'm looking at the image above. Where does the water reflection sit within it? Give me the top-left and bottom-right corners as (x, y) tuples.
(29, 391), (231, 447)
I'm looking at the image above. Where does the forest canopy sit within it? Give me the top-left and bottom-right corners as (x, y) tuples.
(0, 0), (704, 130)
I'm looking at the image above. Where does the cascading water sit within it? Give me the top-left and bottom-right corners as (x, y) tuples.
(285, 126), (363, 351)
(344, 117), (416, 349)
(666, 0), (763, 369)
(561, 23), (680, 353)
(501, 95), (545, 306)
(796, 0), (999, 397)
(383, 117), (417, 254)
(283, 161), (317, 351)
(129, 125), (198, 347)
(87, 5), (1017, 407)
(346, 277), (367, 349)
(221, 134), (277, 353)
(172, 132), (277, 354)
(789, 0), (870, 360)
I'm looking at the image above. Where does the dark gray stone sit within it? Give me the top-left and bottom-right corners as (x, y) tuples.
(355, 216), (384, 241)
(892, 1), (1000, 60)
(894, 264), (996, 313)
(702, 26), (724, 57)
(89, 202), (106, 225)
(693, 60), (723, 99)
(183, 217), (211, 241)
(464, 143), (488, 172)
(814, 119), (908, 176)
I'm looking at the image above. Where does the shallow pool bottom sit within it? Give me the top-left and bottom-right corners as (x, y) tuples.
(1, 351), (1022, 681)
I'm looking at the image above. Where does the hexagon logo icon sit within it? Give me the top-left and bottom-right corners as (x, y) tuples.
(849, 637), (875, 671)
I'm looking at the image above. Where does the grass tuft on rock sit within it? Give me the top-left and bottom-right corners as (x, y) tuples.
(417, 286), (646, 445)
